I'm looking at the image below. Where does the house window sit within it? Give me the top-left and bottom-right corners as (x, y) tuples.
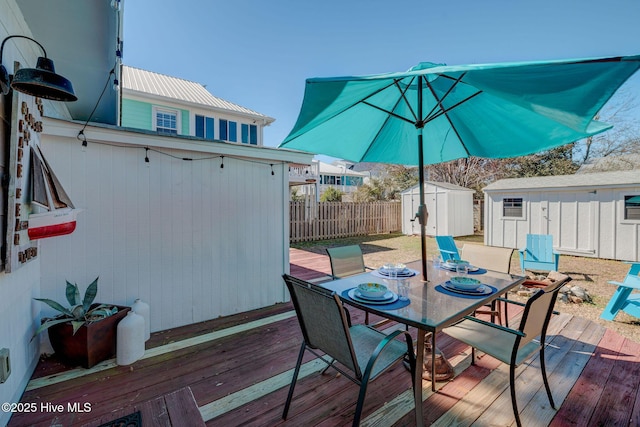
(625, 195), (640, 220)
(346, 176), (363, 186)
(219, 120), (238, 142)
(195, 115), (214, 140)
(155, 109), (178, 134)
(241, 124), (258, 145)
(503, 197), (523, 217)
(322, 175), (336, 185)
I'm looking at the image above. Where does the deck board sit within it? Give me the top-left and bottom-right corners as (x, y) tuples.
(7, 247), (640, 427)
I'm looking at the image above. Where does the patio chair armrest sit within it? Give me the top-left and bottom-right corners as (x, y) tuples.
(366, 329), (414, 373)
(461, 315), (526, 337)
(496, 297), (559, 315)
(608, 279), (640, 290)
(439, 249), (458, 255)
(496, 297), (526, 307)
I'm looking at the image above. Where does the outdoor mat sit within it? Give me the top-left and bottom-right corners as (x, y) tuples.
(97, 410), (141, 427)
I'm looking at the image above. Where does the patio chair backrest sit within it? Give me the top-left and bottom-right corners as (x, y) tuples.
(283, 274), (360, 376)
(326, 245), (367, 279)
(516, 277), (569, 350)
(435, 235), (460, 261)
(461, 244), (514, 274)
(524, 234), (554, 262)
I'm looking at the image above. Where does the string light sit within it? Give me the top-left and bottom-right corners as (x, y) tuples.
(77, 132), (284, 176)
(77, 130), (87, 151)
(77, 67), (116, 143)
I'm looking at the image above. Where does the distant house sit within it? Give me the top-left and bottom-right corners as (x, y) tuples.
(120, 65), (275, 145)
(291, 160), (370, 200)
(483, 170), (640, 262)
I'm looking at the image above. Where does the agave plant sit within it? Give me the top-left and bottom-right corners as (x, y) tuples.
(33, 277), (118, 337)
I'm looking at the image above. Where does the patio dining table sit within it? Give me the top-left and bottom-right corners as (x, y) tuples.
(319, 259), (524, 427)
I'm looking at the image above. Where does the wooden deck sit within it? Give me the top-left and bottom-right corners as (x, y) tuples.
(8, 247), (640, 426)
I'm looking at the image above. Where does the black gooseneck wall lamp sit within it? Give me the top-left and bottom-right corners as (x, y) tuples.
(0, 35), (77, 102)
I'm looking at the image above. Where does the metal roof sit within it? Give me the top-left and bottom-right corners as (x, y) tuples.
(317, 161), (369, 177)
(483, 170), (640, 192)
(122, 66), (274, 123)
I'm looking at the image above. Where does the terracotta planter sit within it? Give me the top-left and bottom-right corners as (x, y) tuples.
(47, 304), (130, 368)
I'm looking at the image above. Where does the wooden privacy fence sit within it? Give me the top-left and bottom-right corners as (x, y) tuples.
(290, 201), (402, 242)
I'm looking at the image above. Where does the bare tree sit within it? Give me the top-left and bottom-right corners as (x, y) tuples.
(427, 157), (509, 198)
(574, 87), (640, 166)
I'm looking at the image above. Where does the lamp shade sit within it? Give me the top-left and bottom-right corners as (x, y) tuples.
(11, 56), (77, 102)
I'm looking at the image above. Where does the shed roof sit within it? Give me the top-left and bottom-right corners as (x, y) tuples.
(122, 66), (274, 123)
(483, 170), (640, 192)
(402, 181), (474, 193)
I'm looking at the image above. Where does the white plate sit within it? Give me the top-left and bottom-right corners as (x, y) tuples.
(442, 282), (492, 295)
(441, 264), (480, 272)
(355, 289), (395, 301)
(348, 289), (399, 305)
(378, 268), (413, 277)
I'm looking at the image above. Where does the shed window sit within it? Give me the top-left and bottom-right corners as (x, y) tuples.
(503, 198), (523, 217)
(625, 195), (640, 220)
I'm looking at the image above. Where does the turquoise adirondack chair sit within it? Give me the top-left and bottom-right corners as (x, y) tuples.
(601, 262), (640, 321)
(518, 234), (560, 273)
(435, 235), (460, 261)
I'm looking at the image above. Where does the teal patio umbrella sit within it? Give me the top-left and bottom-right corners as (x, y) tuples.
(279, 54), (640, 281)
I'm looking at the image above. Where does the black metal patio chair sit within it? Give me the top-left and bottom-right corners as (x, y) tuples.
(282, 274), (416, 426)
(443, 275), (571, 427)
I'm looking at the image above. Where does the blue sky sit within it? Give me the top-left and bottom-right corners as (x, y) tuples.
(122, 0), (640, 150)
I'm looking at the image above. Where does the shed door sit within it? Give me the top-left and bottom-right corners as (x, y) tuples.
(553, 192), (596, 254)
(407, 190), (437, 235)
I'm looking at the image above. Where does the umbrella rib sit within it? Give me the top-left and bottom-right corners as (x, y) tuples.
(423, 72), (467, 122)
(361, 101), (416, 125)
(425, 90), (482, 124)
(393, 77), (419, 122)
(424, 76), (483, 157)
(360, 76), (418, 125)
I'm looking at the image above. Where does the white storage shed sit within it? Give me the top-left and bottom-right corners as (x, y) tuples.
(401, 181), (475, 237)
(483, 170), (640, 262)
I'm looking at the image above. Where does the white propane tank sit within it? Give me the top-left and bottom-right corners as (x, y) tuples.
(117, 311), (145, 365)
(131, 298), (150, 341)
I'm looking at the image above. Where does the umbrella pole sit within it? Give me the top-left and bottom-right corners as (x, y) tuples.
(418, 130), (428, 282)
(417, 74), (428, 282)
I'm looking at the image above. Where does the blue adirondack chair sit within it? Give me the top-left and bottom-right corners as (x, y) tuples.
(601, 262), (640, 321)
(518, 234), (560, 273)
(435, 235), (460, 261)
